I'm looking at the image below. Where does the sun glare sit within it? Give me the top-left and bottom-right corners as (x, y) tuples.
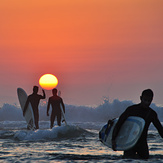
(39, 74), (58, 90)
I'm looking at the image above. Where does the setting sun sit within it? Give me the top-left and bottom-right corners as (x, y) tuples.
(39, 74), (58, 90)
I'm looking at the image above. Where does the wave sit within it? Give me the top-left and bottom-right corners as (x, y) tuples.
(0, 99), (163, 122)
(48, 153), (120, 161)
(48, 153), (163, 161)
(0, 125), (89, 141)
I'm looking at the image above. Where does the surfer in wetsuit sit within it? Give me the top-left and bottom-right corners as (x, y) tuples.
(112, 89), (163, 159)
(47, 88), (65, 128)
(23, 86), (46, 129)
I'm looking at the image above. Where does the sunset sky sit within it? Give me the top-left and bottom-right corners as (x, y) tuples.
(1, 0), (163, 107)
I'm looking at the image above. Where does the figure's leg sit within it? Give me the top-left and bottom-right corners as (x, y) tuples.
(34, 113), (39, 129)
(123, 148), (136, 159)
(124, 142), (149, 159)
(57, 112), (61, 126)
(50, 113), (56, 129)
(136, 143), (149, 159)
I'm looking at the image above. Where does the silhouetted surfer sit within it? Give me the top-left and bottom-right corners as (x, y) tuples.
(112, 89), (163, 159)
(47, 88), (65, 128)
(23, 86), (46, 129)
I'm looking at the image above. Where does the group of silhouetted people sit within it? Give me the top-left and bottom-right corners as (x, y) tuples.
(23, 87), (163, 160)
(23, 86), (65, 129)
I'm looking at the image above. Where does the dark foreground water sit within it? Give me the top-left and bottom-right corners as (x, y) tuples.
(0, 121), (162, 163)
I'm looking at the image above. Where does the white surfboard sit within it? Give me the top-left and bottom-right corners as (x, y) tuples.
(17, 88), (35, 130)
(99, 116), (145, 151)
(60, 104), (67, 125)
(58, 90), (67, 125)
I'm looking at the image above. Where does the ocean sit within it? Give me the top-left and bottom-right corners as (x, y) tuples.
(0, 99), (163, 162)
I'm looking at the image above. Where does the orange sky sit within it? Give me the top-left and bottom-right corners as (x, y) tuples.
(0, 0), (163, 106)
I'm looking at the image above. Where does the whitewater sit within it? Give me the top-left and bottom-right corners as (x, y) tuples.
(0, 99), (163, 162)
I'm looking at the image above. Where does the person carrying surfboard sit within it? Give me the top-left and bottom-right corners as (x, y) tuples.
(47, 88), (65, 128)
(112, 89), (163, 159)
(23, 86), (46, 129)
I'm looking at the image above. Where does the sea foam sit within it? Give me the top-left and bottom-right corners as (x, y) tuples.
(14, 125), (87, 141)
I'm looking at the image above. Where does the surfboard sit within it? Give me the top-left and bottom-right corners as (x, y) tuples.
(58, 90), (67, 125)
(17, 88), (35, 130)
(60, 104), (67, 125)
(99, 116), (145, 151)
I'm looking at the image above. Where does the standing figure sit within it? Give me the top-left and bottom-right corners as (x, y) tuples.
(23, 86), (46, 129)
(112, 89), (163, 159)
(47, 88), (65, 128)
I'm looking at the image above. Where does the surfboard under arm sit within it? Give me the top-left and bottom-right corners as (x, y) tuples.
(99, 116), (145, 151)
(17, 88), (35, 130)
(60, 104), (67, 125)
(58, 91), (67, 125)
